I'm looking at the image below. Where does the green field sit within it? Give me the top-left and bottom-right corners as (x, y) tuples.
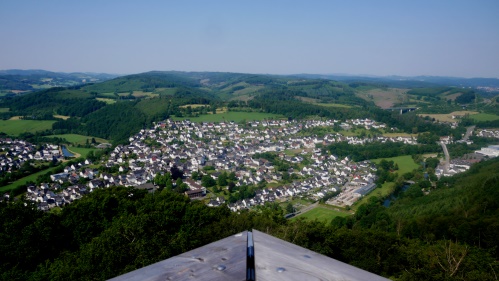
(0, 120), (56, 135)
(67, 146), (98, 158)
(316, 103), (353, 108)
(353, 155), (419, 209)
(48, 134), (108, 145)
(171, 111), (284, 122)
(372, 155), (419, 175)
(0, 108), (9, 112)
(471, 113), (499, 122)
(0, 166), (59, 192)
(96, 98), (116, 104)
(293, 206), (351, 223)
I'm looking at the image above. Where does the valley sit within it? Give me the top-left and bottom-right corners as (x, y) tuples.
(0, 70), (499, 280)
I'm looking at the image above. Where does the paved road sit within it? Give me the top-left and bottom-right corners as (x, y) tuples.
(462, 125), (476, 141)
(440, 141), (450, 172)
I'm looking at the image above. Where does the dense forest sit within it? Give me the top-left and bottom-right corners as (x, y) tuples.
(1, 158), (499, 280)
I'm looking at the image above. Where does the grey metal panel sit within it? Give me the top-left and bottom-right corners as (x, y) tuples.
(108, 231), (247, 281)
(252, 229), (390, 281)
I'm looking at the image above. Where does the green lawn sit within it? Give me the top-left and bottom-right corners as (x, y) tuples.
(372, 155), (419, 175)
(48, 134), (108, 145)
(0, 108), (9, 112)
(68, 146), (98, 158)
(0, 166), (60, 192)
(292, 206), (351, 223)
(171, 111), (284, 122)
(0, 120), (56, 135)
(471, 113), (499, 122)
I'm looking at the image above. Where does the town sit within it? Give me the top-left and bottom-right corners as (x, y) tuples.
(3, 120), (498, 212)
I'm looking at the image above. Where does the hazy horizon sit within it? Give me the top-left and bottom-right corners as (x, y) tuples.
(1, 0), (498, 78)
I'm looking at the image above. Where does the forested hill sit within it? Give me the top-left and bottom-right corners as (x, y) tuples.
(0, 70), (117, 93)
(1, 158), (499, 280)
(0, 71), (378, 143)
(1, 70), (496, 144)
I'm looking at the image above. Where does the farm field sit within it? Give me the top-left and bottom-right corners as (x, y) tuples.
(179, 104), (209, 108)
(171, 111), (284, 122)
(316, 103), (353, 108)
(48, 134), (108, 145)
(418, 111), (478, 122)
(132, 91), (157, 98)
(356, 88), (409, 109)
(96, 98), (116, 104)
(53, 115), (70, 120)
(296, 96), (353, 108)
(470, 113), (499, 121)
(293, 205), (351, 223)
(0, 120), (56, 135)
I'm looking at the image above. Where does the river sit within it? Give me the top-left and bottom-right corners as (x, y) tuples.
(61, 145), (75, 157)
(383, 184), (409, 207)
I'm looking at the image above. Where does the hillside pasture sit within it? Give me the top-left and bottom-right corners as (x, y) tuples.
(443, 92), (462, 101)
(231, 83), (264, 96)
(53, 115), (70, 120)
(132, 91), (157, 98)
(470, 113), (499, 121)
(179, 104), (209, 109)
(154, 88), (177, 96)
(0, 120), (55, 135)
(356, 88), (409, 109)
(96, 98), (116, 104)
(418, 111), (478, 122)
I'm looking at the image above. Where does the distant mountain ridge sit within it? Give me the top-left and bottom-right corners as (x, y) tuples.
(0, 69), (119, 79)
(292, 73), (499, 88)
(0, 69), (120, 93)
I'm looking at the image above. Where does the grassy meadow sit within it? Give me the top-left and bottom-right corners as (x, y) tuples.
(0, 120), (56, 135)
(470, 113), (499, 121)
(67, 146), (98, 158)
(48, 134), (108, 145)
(293, 205), (351, 223)
(418, 111), (478, 122)
(96, 98), (117, 104)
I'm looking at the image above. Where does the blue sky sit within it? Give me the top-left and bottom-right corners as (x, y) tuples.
(1, 0), (498, 77)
